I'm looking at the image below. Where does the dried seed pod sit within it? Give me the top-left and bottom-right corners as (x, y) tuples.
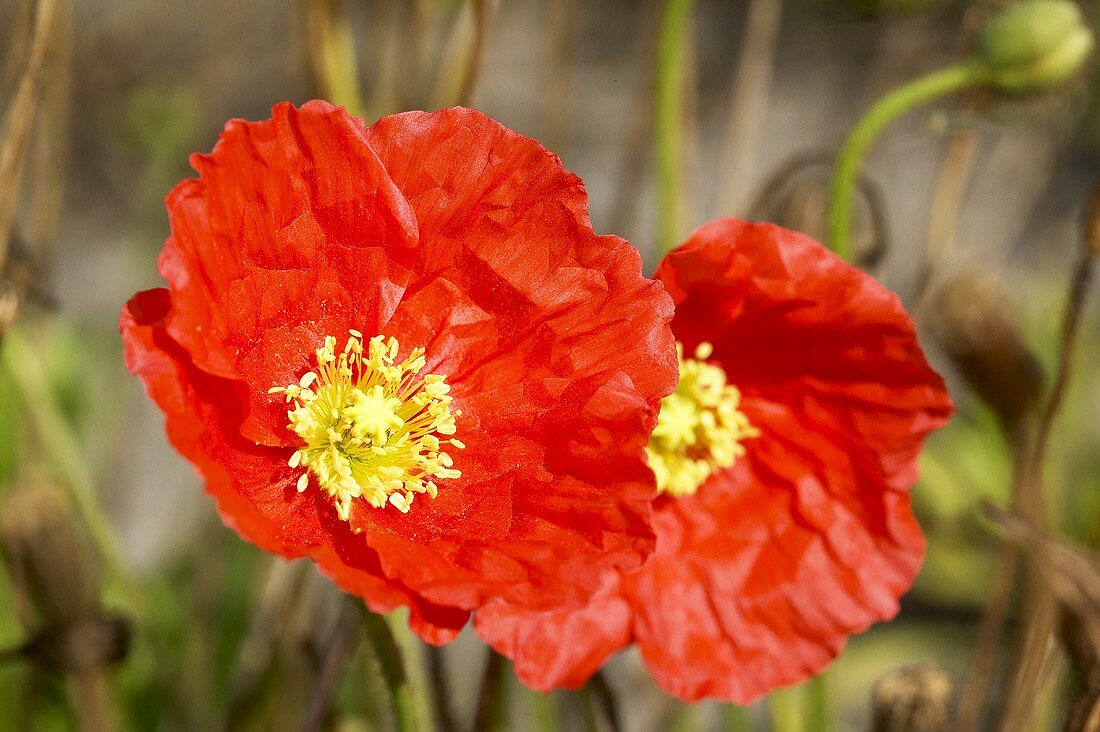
(24, 613), (131, 675)
(0, 483), (102, 629)
(749, 153), (889, 268)
(872, 663), (955, 732)
(928, 270), (1044, 429)
(0, 482), (129, 731)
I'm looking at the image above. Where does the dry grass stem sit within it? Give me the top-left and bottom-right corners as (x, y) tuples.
(712, 0), (782, 217)
(0, 0), (60, 271)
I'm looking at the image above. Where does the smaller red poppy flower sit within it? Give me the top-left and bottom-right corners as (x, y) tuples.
(121, 102), (679, 642)
(475, 218), (954, 703)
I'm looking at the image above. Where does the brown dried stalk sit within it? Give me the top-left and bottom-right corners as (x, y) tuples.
(455, 0), (492, 108)
(997, 183), (1100, 731)
(541, 0), (575, 154)
(0, 0), (60, 270)
(303, 0), (366, 118)
(299, 599), (362, 732)
(472, 648), (506, 732)
(712, 0), (783, 217)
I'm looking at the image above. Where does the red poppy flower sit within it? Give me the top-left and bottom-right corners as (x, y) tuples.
(475, 218), (954, 702)
(120, 101), (678, 642)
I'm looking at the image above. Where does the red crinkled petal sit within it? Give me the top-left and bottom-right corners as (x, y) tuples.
(129, 103), (677, 619)
(475, 218), (952, 702)
(474, 570), (630, 691)
(121, 288), (468, 643)
(634, 219), (952, 702)
(160, 100), (420, 446)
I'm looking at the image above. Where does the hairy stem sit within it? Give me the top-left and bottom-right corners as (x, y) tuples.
(360, 606), (416, 732)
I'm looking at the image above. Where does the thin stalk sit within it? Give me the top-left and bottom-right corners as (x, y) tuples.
(804, 673), (829, 732)
(723, 705), (751, 732)
(955, 421), (1031, 732)
(455, 0), (491, 107)
(0, 327), (137, 605)
(426, 645), (458, 732)
(713, 0), (783, 216)
(472, 649), (506, 732)
(304, 0), (367, 119)
(529, 689), (559, 732)
(827, 60), (988, 260)
(67, 668), (117, 732)
(997, 188), (1099, 731)
(299, 600), (362, 732)
(541, 0), (575, 153)
(385, 612), (435, 732)
(913, 126), (980, 315)
(0, 0), (59, 269)
(360, 605), (417, 732)
(767, 687), (801, 732)
(587, 671), (620, 732)
(653, 0), (695, 252)
(608, 0), (660, 241)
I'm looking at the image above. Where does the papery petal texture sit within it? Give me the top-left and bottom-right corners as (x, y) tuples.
(122, 101), (678, 639)
(476, 218), (953, 702)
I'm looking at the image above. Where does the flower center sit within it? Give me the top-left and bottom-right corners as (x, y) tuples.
(269, 331), (463, 519)
(646, 342), (759, 498)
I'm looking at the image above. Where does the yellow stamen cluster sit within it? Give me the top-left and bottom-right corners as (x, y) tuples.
(269, 331), (462, 519)
(646, 342), (759, 498)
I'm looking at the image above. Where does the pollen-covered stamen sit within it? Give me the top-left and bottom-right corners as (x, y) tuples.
(268, 331), (463, 519)
(646, 342), (759, 498)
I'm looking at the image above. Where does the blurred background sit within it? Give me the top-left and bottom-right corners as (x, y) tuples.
(0, 0), (1098, 729)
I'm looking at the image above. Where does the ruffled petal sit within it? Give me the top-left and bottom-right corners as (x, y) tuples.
(127, 104), (678, 628)
(121, 288), (467, 644)
(474, 570), (631, 691)
(628, 218), (952, 702)
(159, 100), (419, 445)
(349, 371), (658, 610)
(313, 108), (679, 609)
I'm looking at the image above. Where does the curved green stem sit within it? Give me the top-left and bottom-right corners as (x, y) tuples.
(360, 607), (417, 732)
(654, 0), (695, 253)
(826, 59), (989, 261)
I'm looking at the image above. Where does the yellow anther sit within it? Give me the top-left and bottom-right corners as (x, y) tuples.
(274, 333), (462, 518)
(646, 342), (759, 498)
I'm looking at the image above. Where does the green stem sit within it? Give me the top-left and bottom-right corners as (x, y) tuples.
(0, 327), (138, 605)
(654, 0), (695, 253)
(722, 704), (751, 732)
(360, 607), (416, 732)
(385, 612), (435, 731)
(767, 687), (800, 732)
(826, 60), (989, 261)
(804, 673), (829, 732)
(529, 689), (559, 732)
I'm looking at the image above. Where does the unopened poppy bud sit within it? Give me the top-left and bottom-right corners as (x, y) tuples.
(929, 271), (1043, 428)
(978, 0), (1095, 94)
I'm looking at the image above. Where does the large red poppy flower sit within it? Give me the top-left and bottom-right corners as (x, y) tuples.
(475, 218), (954, 702)
(121, 101), (678, 642)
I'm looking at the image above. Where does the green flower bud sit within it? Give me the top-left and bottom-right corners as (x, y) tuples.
(978, 0), (1095, 93)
